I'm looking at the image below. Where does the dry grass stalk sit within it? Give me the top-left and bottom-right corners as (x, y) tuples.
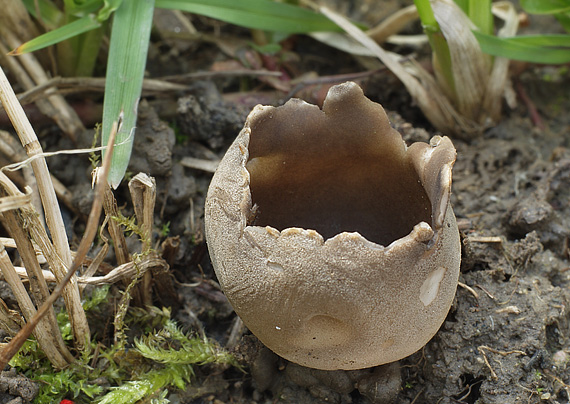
(0, 237), (46, 264)
(367, 4), (419, 43)
(0, 130), (42, 217)
(0, 14), (84, 140)
(320, 6), (462, 134)
(13, 258), (169, 286)
(0, 179), (74, 364)
(129, 173), (156, 255)
(0, 241), (70, 368)
(0, 171), (87, 354)
(0, 0), (42, 44)
(0, 299), (22, 336)
(180, 156), (219, 173)
(0, 65), (90, 350)
(79, 219), (110, 287)
(0, 115), (117, 369)
(321, 0), (519, 137)
(103, 186), (131, 266)
(0, 130), (77, 217)
(129, 173), (157, 307)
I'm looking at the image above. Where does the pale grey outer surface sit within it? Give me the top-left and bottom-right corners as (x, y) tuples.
(205, 87), (461, 371)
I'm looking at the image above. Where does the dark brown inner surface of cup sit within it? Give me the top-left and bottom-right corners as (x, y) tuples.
(245, 99), (432, 246)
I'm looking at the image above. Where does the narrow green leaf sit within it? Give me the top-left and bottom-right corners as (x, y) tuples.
(74, 25), (106, 76)
(155, 0), (342, 33)
(413, 0), (456, 98)
(8, 15), (101, 55)
(98, 0), (124, 21)
(474, 31), (570, 64)
(499, 34), (570, 46)
(413, 0), (438, 27)
(102, 0), (155, 188)
(520, 0), (570, 14)
(468, 0), (492, 35)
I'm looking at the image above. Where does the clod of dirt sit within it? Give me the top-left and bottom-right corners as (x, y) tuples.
(176, 81), (247, 149)
(129, 99), (175, 177)
(506, 193), (553, 235)
(158, 163), (196, 215)
(0, 368), (39, 404)
(70, 182), (95, 217)
(506, 158), (570, 250)
(354, 362), (401, 404)
(246, 339), (401, 403)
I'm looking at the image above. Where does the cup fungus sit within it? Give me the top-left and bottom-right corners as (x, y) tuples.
(205, 82), (460, 370)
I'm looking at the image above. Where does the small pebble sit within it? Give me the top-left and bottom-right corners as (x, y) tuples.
(552, 350), (567, 366)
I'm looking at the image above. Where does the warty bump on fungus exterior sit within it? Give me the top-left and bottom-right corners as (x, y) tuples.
(205, 81), (461, 370)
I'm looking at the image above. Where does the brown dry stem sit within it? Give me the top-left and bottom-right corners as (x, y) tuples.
(0, 65), (90, 350)
(0, 240), (70, 368)
(478, 345), (527, 380)
(0, 116), (116, 369)
(129, 173), (157, 307)
(366, 4), (419, 43)
(0, 182), (74, 364)
(11, 258), (168, 286)
(0, 30), (84, 140)
(103, 186), (131, 266)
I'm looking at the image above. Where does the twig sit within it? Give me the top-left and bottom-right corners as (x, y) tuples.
(478, 345), (527, 381)
(478, 346), (498, 380)
(410, 387), (425, 404)
(475, 284), (496, 300)
(11, 258), (168, 285)
(515, 81), (545, 131)
(9, 76), (191, 106)
(179, 156), (219, 173)
(159, 69), (282, 82)
(286, 68), (387, 100)
(467, 236), (503, 243)
(458, 281), (479, 299)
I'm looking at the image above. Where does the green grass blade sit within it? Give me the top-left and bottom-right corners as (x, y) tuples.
(520, 0), (570, 14)
(468, 0), (492, 35)
(413, 0), (456, 98)
(74, 25), (106, 76)
(8, 14), (101, 55)
(102, 0), (155, 188)
(155, 0), (342, 33)
(96, 0), (124, 21)
(474, 31), (570, 63)
(499, 34), (570, 46)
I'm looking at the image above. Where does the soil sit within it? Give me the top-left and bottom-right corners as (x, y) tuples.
(0, 2), (569, 404)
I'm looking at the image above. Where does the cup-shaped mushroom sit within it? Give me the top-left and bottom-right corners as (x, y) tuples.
(205, 82), (460, 370)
